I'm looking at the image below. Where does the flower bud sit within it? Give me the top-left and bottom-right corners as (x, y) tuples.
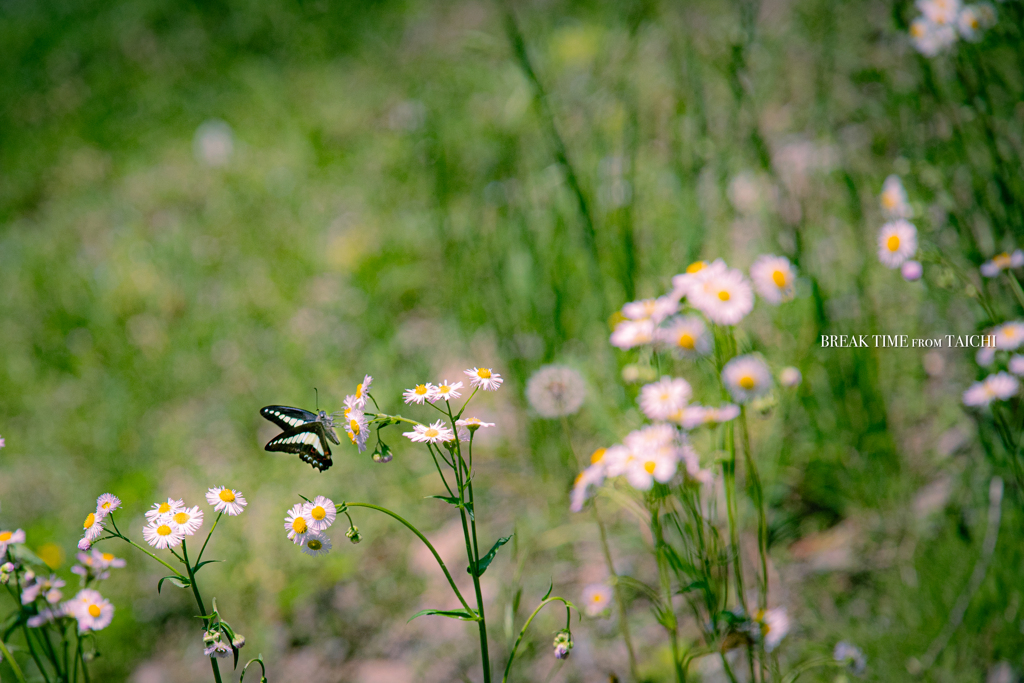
(203, 630), (220, 647)
(78, 538), (92, 551)
(346, 526), (362, 544)
(232, 634), (246, 649)
(372, 442), (393, 464)
(1, 563), (14, 573)
(552, 630), (573, 660)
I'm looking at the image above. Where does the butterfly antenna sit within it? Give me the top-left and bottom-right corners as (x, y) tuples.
(314, 387), (320, 412)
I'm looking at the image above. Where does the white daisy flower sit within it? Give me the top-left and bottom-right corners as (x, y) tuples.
(143, 521), (184, 549)
(917, 0), (962, 25)
(779, 367), (802, 388)
(302, 496), (336, 532)
(284, 504), (310, 545)
(993, 321), (1024, 351)
(82, 512), (104, 542)
(582, 583), (613, 617)
(168, 506), (204, 536)
(963, 372), (1020, 407)
(145, 498), (185, 523)
(673, 404), (709, 429)
(68, 589), (114, 632)
(621, 295), (678, 324)
(351, 374), (373, 409)
(1008, 355), (1024, 375)
(403, 383), (438, 405)
(910, 17), (958, 57)
(750, 255), (797, 304)
(980, 250), (1024, 277)
(456, 417), (496, 442)
(638, 377), (692, 421)
(877, 220), (918, 269)
(21, 575), (64, 605)
(657, 315), (712, 358)
(205, 487), (247, 516)
(609, 318), (655, 350)
(301, 532), (332, 557)
(956, 5), (983, 40)
(722, 355), (773, 403)
(625, 448), (678, 491)
(880, 175), (912, 218)
(602, 444), (638, 478)
(203, 631), (233, 658)
(91, 550), (126, 570)
(345, 408), (370, 452)
(569, 464), (605, 513)
(95, 494), (121, 518)
(688, 261), (755, 326)
(403, 420), (455, 444)
(976, 346), (996, 367)
(526, 365), (587, 418)
(758, 608), (790, 652)
(670, 260), (712, 299)
(464, 367), (503, 391)
(902, 260), (923, 281)
(434, 379), (463, 402)
(0, 529), (26, 554)
(706, 404), (740, 423)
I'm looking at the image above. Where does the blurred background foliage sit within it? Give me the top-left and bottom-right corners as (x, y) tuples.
(1, 0), (1023, 680)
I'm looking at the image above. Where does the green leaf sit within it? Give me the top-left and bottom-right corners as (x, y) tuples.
(426, 495), (474, 520)
(157, 575), (190, 593)
(542, 579), (553, 601)
(468, 533), (513, 576)
(407, 608), (479, 622)
(192, 559), (223, 574)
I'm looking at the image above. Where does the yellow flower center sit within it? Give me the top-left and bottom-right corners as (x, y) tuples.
(83, 513), (95, 529)
(101, 502), (113, 510)
(173, 512), (189, 525)
(739, 376), (756, 390)
(574, 472), (583, 484)
(219, 490), (236, 503)
(686, 261), (706, 274)
(644, 461), (657, 474)
(158, 502), (171, 513)
(0, 531), (12, 542)
(157, 524), (173, 537)
(307, 539), (322, 550)
(994, 253), (1011, 267)
(882, 191), (898, 208)
(772, 270), (787, 287)
(592, 594), (603, 602)
(102, 553), (114, 562)
(415, 384), (428, 395)
(356, 383), (364, 398)
(292, 517), (307, 534)
(349, 420), (360, 434)
(590, 448), (606, 464)
(424, 428), (439, 438)
(718, 290), (731, 301)
(88, 604), (102, 618)
(678, 333), (695, 349)
(886, 235), (900, 252)
(311, 506), (327, 521)
(477, 368), (492, 379)
(439, 385), (449, 393)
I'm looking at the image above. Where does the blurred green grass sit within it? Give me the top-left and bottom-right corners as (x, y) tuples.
(2, 0), (1023, 680)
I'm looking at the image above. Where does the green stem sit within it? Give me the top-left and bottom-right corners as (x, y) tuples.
(343, 503), (473, 612)
(739, 408), (768, 611)
(75, 632), (90, 683)
(594, 502), (639, 682)
(195, 512), (222, 566)
(465, 478), (492, 683)
(723, 422), (748, 615)
(1008, 271), (1024, 312)
(181, 540), (223, 683)
(501, 597), (572, 683)
(0, 636), (29, 683)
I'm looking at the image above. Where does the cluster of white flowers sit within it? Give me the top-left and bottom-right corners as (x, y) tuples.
(963, 372), (1020, 407)
(972, 321), (1024, 379)
(611, 256), (798, 353)
(78, 493), (122, 550)
(139, 488), (246, 550)
(910, 0), (997, 56)
(284, 495), (336, 557)
(403, 367), (503, 405)
(343, 374), (373, 452)
(878, 176), (923, 280)
(570, 424), (711, 512)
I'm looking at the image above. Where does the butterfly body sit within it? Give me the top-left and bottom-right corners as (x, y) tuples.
(260, 405), (339, 472)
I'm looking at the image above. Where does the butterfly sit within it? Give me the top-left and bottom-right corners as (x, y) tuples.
(260, 405), (340, 472)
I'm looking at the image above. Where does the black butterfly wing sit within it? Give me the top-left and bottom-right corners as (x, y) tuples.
(265, 422), (333, 472)
(260, 405), (318, 431)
